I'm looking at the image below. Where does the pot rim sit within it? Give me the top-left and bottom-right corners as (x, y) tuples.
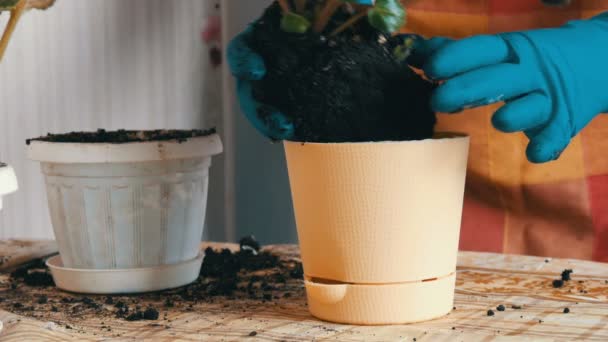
(27, 133), (223, 164)
(284, 131), (469, 146)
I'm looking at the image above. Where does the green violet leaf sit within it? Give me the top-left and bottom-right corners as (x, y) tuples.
(281, 12), (311, 34)
(0, 0), (19, 11)
(368, 0), (406, 34)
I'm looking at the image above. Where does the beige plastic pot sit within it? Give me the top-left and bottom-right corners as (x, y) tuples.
(0, 164), (18, 210)
(26, 133), (222, 293)
(284, 133), (469, 325)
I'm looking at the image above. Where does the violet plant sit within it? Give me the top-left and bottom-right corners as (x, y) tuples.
(277, 0), (405, 36)
(0, 0), (55, 61)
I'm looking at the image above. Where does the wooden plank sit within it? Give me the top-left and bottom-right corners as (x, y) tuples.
(0, 240), (57, 271)
(0, 243), (606, 341)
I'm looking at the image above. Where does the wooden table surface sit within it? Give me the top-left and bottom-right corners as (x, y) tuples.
(0, 240), (606, 341)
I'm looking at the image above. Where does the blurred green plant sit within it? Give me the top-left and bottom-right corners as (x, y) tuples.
(277, 0), (406, 36)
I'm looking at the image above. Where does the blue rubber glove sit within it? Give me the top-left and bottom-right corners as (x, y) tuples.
(227, 0), (375, 140)
(227, 27), (295, 141)
(406, 12), (608, 163)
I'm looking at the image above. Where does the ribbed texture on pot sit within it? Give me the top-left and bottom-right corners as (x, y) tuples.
(284, 135), (470, 284)
(42, 158), (210, 269)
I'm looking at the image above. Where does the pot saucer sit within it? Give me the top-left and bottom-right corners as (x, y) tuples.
(46, 252), (204, 294)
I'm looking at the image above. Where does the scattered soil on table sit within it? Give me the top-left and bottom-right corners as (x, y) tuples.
(239, 235), (261, 254)
(10, 259), (54, 287)
(563, 307), (570, 314)
(249, 3), (436, 143)
(561, 269), (573, 281)
(552, 268), (575, 288)
(0, 237), (304, 332)
(496, 305), (505, 311)
(487, 310), (495, 316)
(26, 128), (216, 145)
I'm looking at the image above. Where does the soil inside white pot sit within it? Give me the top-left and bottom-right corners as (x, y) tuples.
(26, 128), (216, 145)
(0, 162), (6, 168)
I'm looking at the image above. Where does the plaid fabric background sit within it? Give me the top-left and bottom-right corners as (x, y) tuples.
(401, 0), (608, 261)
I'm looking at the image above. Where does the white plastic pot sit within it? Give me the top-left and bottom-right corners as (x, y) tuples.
(0, 164), (18, 210)
(27, 134), (223, 271)
(284, 133), (470, 325)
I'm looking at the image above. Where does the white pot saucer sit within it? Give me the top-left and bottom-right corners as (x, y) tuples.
(46, 252), (204, 294)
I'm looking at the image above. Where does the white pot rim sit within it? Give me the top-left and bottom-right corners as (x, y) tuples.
(27, 133), (223, 164)
(284, 132), (468, 146)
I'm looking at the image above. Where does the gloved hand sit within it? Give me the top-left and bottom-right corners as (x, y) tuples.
(405, 12), (608, 163)
(226, 0), (375, 140)
(227, 26), (295, 141)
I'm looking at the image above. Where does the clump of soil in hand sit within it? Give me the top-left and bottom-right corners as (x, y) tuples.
(26, 128), (216, 145)
(248, 3), (436, 143)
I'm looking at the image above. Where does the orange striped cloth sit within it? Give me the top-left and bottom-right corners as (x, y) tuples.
(401, 0), (608, 261)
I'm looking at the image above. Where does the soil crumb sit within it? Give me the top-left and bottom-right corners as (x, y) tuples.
(561, 269), (573, 281)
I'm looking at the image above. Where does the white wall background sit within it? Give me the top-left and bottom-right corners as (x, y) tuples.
(221, 0), (298, 244)
(0, 0), (225, 240)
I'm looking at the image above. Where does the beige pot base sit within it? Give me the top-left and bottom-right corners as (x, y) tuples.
(305, 273), (456, 325)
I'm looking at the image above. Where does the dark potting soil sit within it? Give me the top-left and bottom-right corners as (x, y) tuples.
(248, 3), (436, 143)
(561, 269), (573, 281)
(0, 236), (304, 331)
(25, 128), (216, 145)
(552, 269), (575, 288)
(239, 235), (261, 253)
(10, 259), (55, 287)
(0, 162), (6, 168)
